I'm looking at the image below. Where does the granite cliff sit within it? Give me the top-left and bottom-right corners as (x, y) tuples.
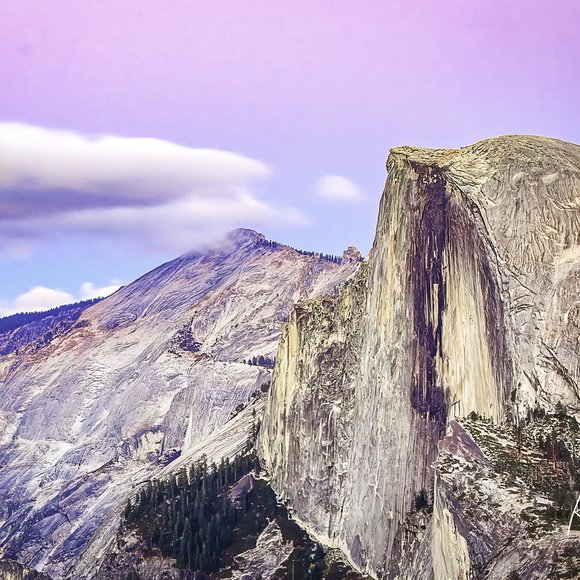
(259, 136), (580, 577)
(2, 135), (579, 579)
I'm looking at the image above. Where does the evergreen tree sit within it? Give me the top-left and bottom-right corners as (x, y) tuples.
(123, 451), (259, 573)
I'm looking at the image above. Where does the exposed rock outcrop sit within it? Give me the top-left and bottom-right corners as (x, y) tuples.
(231, 520), (294, 579)
(259, 136), (580, 577)
(0, 559), (52, 580)
(0, 300), (98, 357)
(0, 230), (359, 578)
(428, 418), (580, 580)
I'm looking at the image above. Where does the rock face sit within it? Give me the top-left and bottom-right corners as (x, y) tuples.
(0, 229), (359, 578)
(231, 520), (294, 579)
(0, 300), (98, 357)
(427, 418), (580, 580)
(77, 396), (265, 580)
(0, 559), (52, 580)
(259, 136), (580, 577)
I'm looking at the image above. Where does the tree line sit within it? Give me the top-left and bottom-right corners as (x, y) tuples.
(242, 355), (275, 368)
(123, 452), (259, 573)
(258, 238), (345, 263)
(0, 297), (101, 334)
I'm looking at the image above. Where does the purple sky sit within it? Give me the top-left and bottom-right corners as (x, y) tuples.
(0, 0), (578, 313)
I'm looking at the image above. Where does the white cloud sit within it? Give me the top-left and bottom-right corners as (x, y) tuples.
(79, 281), (122, 300)
(4, 287), (75, 315)
(0, 123), (305, 254)
(0, 281), (121, 317)
(316, 175), (365, 202)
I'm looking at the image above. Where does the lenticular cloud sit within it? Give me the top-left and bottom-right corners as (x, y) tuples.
(0, 123), (303, 252)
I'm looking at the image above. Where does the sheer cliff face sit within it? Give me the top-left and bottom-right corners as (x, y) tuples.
(259, 136), (580, 576)
(0, 230), (358, 578)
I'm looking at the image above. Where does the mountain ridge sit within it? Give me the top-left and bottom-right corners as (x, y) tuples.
(0, 229), (360, 578)
(3, 134), (579, 578)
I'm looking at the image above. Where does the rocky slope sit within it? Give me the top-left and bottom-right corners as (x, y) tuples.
(0, 299), (100, 357)
(259, 136), (580, 577)
(429, 416), (580, 579)
(80, 395), (367, 580)
(0, 229), (360, 578)
(0, 559), (51, 580)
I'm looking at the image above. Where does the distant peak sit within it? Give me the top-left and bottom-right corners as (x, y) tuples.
(226, 228), (266, 246)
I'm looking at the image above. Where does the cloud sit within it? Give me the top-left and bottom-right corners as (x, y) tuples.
(315, 175), (365, 202)
(79, 281), (122, 300)
(3, 287), (75, 315)
(0, 123), (305, 254)
(0, 281), (122, 317)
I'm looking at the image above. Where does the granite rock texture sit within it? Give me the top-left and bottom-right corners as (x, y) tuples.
(259, 136), (580, 577)
(0, 230), (358, 578)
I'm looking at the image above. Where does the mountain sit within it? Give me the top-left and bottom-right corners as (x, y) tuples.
(0, 298), (101, 356)
(0, 229), (360, 578)
(258, 136), (580, 577)
(3, 135), (579, 579)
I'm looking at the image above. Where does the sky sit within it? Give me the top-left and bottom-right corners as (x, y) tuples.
(0, 0), (578, 314)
